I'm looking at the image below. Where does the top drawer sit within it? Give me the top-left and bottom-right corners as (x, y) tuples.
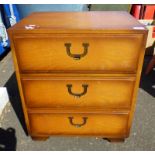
(13, 34), (143, 73)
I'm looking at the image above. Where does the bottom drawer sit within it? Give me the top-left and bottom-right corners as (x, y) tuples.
(29, 113), (129, 137)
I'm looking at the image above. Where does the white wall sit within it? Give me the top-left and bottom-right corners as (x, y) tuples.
(0, 87), (9, 116)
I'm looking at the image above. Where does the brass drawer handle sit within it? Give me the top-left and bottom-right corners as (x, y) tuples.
(64, 43), (89, 60)
(66, 84), (88, 98)
(68, 117), (88, 128)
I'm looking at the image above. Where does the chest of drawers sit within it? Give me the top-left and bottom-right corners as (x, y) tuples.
(8, 12), (148, 142)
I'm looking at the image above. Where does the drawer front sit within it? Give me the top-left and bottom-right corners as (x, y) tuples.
(22, 77), (135, 109)
(29, 113), (128, 136)
(14, 34), (143, 73)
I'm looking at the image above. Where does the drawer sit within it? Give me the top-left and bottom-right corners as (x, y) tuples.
(29, 113), (128, 136)
(14, 34), (143, 73)
(22, 76), (135, 109)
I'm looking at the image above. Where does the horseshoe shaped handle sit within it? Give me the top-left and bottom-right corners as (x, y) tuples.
(66, 84), (88, 98)
(68, 117), (88, 128)
(64, 43), (89, 60)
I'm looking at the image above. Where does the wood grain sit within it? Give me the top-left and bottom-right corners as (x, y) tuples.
(29, 113), (128, 137)
(13, 34), (143, 73)
(22, 76), (135, 109)
(8, 11), (146, 33)
(7, 12), (148, 141)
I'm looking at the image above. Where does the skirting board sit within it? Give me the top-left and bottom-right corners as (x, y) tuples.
(0, 87), (9, 116)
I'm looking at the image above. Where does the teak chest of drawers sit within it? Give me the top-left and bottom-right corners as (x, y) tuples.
(8, 12), (148, 142)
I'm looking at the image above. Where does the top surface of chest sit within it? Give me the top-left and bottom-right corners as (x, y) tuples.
(8, 11), (146, 33)
(8, 12), (148, 74)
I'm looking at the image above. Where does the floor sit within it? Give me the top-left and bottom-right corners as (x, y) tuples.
(0, 52), (155, 151)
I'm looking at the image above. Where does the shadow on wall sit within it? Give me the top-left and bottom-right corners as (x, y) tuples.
(140, 56), (155, 97)
(4, 73), (28, 136)
(0, 127), (16, 151)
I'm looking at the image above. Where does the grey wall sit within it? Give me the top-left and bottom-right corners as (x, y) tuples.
(90, 4), (131, 12)
(17, 4), (88, 19)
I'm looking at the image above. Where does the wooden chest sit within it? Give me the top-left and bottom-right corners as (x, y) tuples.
(8, 12), (148, 142)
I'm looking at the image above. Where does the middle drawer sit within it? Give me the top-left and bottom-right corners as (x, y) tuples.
(21, 76), (135, 109)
